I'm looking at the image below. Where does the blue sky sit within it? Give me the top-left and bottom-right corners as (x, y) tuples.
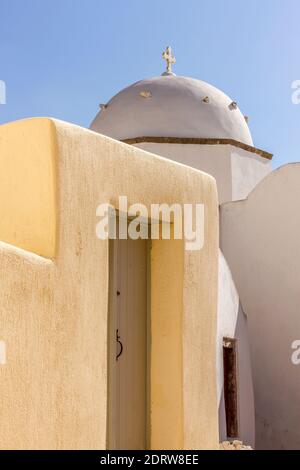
(0, 0), (299, 168)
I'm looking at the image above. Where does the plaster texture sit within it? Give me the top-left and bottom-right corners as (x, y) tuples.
(0, 118), (219, 450)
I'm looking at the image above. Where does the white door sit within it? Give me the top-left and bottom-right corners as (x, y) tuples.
(108, 234), (148, 449)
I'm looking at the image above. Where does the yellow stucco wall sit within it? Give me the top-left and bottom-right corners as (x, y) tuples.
(0, 119), (57, 258)
(151, 237), (184, 449)
(0, 118), (219, 449)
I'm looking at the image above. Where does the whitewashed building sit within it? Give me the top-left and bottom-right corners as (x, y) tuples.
(90, 47), (298, 449)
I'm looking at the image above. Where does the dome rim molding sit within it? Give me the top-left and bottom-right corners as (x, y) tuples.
(120, 135), (273, 160)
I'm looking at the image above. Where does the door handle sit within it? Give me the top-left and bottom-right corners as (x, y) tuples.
(116, 329), (123, 361)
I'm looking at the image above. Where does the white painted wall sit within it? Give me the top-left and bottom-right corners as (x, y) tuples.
(220, 163), (300, 449)
(217, 251), (255, 447)
(134, 143), (271, 204)
(231, 149), (271, 201)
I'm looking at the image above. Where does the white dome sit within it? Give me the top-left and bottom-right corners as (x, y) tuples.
(90, 74), (253, 146)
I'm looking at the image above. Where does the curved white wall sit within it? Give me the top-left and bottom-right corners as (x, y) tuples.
(217, 251), (255, 446)
(220, 163), (300, 449)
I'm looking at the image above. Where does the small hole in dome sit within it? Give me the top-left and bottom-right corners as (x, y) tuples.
(140, 90), (152, 99)
(202, 96), (210, 103)
(229, 101), (238, 110)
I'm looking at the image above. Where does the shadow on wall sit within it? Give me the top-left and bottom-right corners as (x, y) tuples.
(217, 250), (255, 448)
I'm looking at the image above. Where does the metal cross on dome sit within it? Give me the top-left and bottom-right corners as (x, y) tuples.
(162, 46), (176, 75)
